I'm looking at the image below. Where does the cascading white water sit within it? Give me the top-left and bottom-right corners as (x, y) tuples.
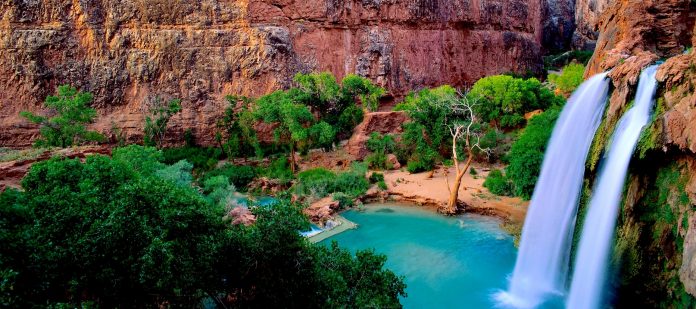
(566, 65), (659, 309)
(495, 72), (611, 308)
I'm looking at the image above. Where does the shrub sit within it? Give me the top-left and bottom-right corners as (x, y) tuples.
(204, 164), (258, 190)
(161, 146), (223, 171)
(505, 107), (561, 199)
(155, 160), (194, 187)
(377, 180), (388, 190)
(369, 172), (385, 184)
(483, 169), (513, 196)
(332, 192), (354, 209)
(294, 163), (369, 199)
(296, 168), (337, 197)
(262, 158), (295, 184)
(20, 85), (104, 147)
(469, 167), (478, 175)
(549, 63), (585, 96)
(202, 175), (236, 207)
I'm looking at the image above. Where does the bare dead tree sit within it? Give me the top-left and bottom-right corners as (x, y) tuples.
(442, 93), (491, 214)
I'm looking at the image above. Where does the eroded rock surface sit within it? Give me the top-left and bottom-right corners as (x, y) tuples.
(0, 0), (549, 147)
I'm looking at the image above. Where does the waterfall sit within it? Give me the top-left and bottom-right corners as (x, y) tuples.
(495, 72), (611, 308)
(566, 65), (659, 309)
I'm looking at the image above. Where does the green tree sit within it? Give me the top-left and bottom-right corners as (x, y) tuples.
(549, 62), (585, 96)
(505, 107), (561, 199)
(254, 90), (335, 173)
(468, 75), (562, 128)
(144, 97), (182, 148)
(341, 73), (386, 112)
(217, 96), (261, 158)
(20, 85), (104, 147)
(394, 85), (456, 173)
(0, 149), (406, 307)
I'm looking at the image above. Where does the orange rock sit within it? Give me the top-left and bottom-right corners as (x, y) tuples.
(0, 0), (553, 147)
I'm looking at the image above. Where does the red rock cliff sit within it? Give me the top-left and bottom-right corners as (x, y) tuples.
(0, 0), (547, 146)
(585, 0), (696, 302)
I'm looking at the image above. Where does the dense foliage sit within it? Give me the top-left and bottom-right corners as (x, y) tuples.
(549, 63), (585, 96)
(483, 169), (513, 196)
(0, 147), (405, 307)
(365, 132), (396, 170)
(468, 75), (562, 129)
(394, 86), (457, 172)
(294, 163), (370, 200)
(483, 107), (561, 200)
(217, 96), (262, 158)
(20, 85), (104, 147)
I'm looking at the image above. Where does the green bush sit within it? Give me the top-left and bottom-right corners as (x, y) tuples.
(365, 133), (396, 169)
(483, 169), (513, 196)
(377, 180), (388, 190)
(296, 168), (337, 197)
(369, 172), (385, 184)
(549, 63), (585, 96)
(155, 160), (194, 187)
(204, 164), (258, 190)
(295, 163), (369, 199)
(468, 75), (562, 129)
(262, 158), (295, 184)
(332, 192), (354, 209)
(469, 167), (478, 175)
(505, 107), (561, 199)
(161, 146), (223, 171)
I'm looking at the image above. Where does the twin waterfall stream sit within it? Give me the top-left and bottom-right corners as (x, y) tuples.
(496, 65), (660, 308)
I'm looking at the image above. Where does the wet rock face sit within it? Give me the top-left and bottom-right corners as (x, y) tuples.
(587, 0), (696, 299)
(0, 0), (546, 147)
(541, 0), (576, 52)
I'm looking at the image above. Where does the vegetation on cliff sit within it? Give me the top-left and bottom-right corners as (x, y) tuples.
(20, 85), (104, 148)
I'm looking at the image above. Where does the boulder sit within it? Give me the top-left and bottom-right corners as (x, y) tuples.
(303, 197), (340, 223)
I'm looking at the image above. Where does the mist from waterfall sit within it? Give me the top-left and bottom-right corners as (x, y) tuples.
(566, 65), (659, 309)
(495, 72), (611, 308)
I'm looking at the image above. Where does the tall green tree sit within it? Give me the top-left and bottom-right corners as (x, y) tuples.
(254, 90), (335, 173)
(20, 85), (104, 147)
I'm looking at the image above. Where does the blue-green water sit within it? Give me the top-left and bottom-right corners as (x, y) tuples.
(322, 204), (517, 309)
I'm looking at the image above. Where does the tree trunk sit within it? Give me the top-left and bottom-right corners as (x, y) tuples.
(290, 142), (296, 174)
(446, 157), (473, 214)
(447, 170), (466, 213)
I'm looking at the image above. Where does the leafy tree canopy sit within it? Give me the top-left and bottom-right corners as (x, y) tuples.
(20, 85), (104, 147)
(0, 146), (406, 307)
(468, 75), (562, 129)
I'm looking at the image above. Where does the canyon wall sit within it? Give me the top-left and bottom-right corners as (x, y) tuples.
(584, 0), (696, 305)
(0, 0), (550, 147)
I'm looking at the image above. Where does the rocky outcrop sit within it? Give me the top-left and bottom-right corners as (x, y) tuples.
(585, 0), (696, 302)
(541, 0), (576, 51)
(0, 0), (548, 147)
(304, 196), (340, 223)
(572, 0), (614, 50)
(345, 111), (408, 159)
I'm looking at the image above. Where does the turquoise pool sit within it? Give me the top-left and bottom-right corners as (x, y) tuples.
(322, 204), (517, 308)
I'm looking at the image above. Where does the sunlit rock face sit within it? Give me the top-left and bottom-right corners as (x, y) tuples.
(0, 0), (551, 147)
(572, 0), (614, 50)
(584, 0), (696, 302)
